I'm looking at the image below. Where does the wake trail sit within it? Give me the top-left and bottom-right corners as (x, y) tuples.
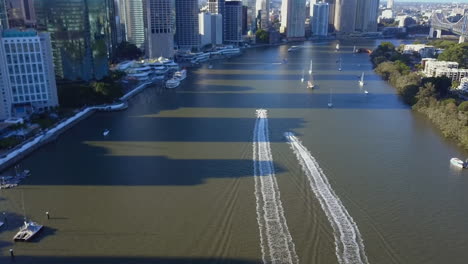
(285, 132), (369, 264)
(253, 110), (299, 264)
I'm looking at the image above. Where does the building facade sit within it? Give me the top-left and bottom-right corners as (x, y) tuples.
(355, 0), (379, 32)
(199, 12), (222, 47)
(145, 0), (174, 58)
(311, 2), (329, 36)
(281, 0), (306, 39)
(0, 0), (8, 29)
(208, 0), (225, 41)
(34, 0), (116, 81)
(0, 30), (58, 119)
(334, 0), (357, 34)
(424, 60), (459, 77)
(6, 0), (36, 28)
(458, 77), (468, 91)
(224, 0), (242, 44)
(175, 0), (200, 51)
(255, 0), (269, 29)
(124, 0), (145, 49)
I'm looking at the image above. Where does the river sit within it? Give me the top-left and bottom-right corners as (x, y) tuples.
(0, 39), (467, 264)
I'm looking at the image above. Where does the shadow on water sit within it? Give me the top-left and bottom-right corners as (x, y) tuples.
(0, 256), (261, 264)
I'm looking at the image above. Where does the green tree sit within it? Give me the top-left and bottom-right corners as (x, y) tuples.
(458, 101), (468, 112)
(256, 29), (269, 43)
(438, 43), (468, 68)
(421, 76), (452, 99)
(113, 41), (143, 62)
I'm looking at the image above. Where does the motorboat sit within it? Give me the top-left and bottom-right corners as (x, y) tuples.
(359, 72), (365, 86)
(174, 69), (187, 81)
(103, 129), (110, 136)
(450, 158), (467, 169)
(166, 78), (180, 89)
(288, 46), (299, 52)
(336, 43), (340, 51)
(13, 220), (43, 241)
(307, 81), (315, 89)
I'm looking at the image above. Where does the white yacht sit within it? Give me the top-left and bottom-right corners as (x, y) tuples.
(307, 80), (315, 89)
(166, 78), (180, 89)
(450, 158), (467, 169)
(174, 69), (187, 81)
(359, 72), (365, 86)
(13, 220), (43, 241)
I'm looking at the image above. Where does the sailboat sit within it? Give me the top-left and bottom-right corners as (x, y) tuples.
(103, 129), (110, 136)
(338, 57), (342, 71)
(301, 70), (305, 83)
(359, 72), (365, 86)
(308, 60), (312, 75)
(353, 45), (358, 53)
(328, 88), (333, 108)
(336, 43), (340, 51)
(307, 72), (315, 89)
(13, 190), (43, 241)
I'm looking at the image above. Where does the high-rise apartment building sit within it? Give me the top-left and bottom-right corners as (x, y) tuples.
(255, 0), (269, 29)
(35, 0), (116, 81)
(225, 0), (242, 44)
(145, 0), (174, 58)
(0, 0), (8, 29)
(175, 0), (200, 50)
(6, 0), (36, 28)
(312, 2), (329, 36)
(199, 12), (222, 47)
(334, 0), (357, 33)
(124, 0), (145, 49)
(281, 0), (306, 39)
(355, 0), (379, 32)
(208, 0), (225, 41)
(0, 29), (58, 119)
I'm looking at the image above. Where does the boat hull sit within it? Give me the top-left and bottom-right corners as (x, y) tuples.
(450, 158), (466, 169)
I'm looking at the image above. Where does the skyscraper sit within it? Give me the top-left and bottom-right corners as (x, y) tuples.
(6, 0), (36, 28)
(225, 0), (242, 44)
(208, 0), (225, 41)
(124, 0), (145, 49)
(145, 0), (174, 58)
(334, 0), (357, 34)
(199, 11), (222, 47)
(387, 0), (393, 9)
(281, 0), (306, 39)
(175, 0), (200, 51)
(255, 0), (269, 29)
(355, 0), (379, 32)
(35, 0), (116, 81)
(312, 2), (329, 36)
(0, 29), (59, 119)
(0, 0), (8, 29)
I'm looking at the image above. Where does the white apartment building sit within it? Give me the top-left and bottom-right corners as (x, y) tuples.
(458, 77), (468, 91)
(199, 12), (223, 47)
(403, 44), (435, 58)
(435, 68), (468, 82)
(424, 60), (459, 77)
(0, 30), (58, 119)
(0, 29), (58, 120)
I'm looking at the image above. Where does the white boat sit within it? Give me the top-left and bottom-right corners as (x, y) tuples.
(13, 221), (43, 241)
(0, 221), (4, 228)
(166, 78), (180, 89)
(364, 90), (369, 94)
(450, 158), (467, 169)
(328, 88), (333, 108)
(103, 129), (110, 136)
(301, 70), (305, 83)
(338, 57), (342, 71)
(309, 60), (313, 75)
(288, 46), (299, 52)
(336, 43), (340, 51)
(307, 80), (315, 89)
(174, 69), (187, 81)
(353, 45), (358, 53)
(208, 64), (213, 69)
(359, 72), (365, 86)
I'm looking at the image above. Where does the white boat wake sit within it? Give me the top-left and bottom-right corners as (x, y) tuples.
(284, 132), (369, 264)
(253, 110), (299, 264)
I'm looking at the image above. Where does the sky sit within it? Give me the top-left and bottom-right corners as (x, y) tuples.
(396, 0), (465, 2)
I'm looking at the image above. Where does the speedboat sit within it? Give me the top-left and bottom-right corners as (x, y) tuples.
(450, 158), (467, 169)
(103, 129), (110, 136)
(166, 78), (180, 89)
(364, 90), (369, 94)
(13, 221), (43, 241)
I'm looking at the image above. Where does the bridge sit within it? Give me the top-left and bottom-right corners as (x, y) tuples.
(430, 12), (468, 43)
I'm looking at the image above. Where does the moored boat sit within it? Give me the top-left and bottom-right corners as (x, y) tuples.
(13, 221), (43, 241)
(166, 78), (180, 89)
(450, 158), (467, 169)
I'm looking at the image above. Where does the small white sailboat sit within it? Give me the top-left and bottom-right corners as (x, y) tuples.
(328, 88), (333, 108)
(309, 60), (313, 75)
(103, 129), (110, 136)
(336, 43), (340, 51)
(450, 158), (467, 169)
(301, 70), (305, 83)
(13, 190), (43, 241)
(338, 58), (342, 71)
(359, 72), (365, 86)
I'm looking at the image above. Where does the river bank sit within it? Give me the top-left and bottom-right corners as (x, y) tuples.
(0, 81), (152, 172)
